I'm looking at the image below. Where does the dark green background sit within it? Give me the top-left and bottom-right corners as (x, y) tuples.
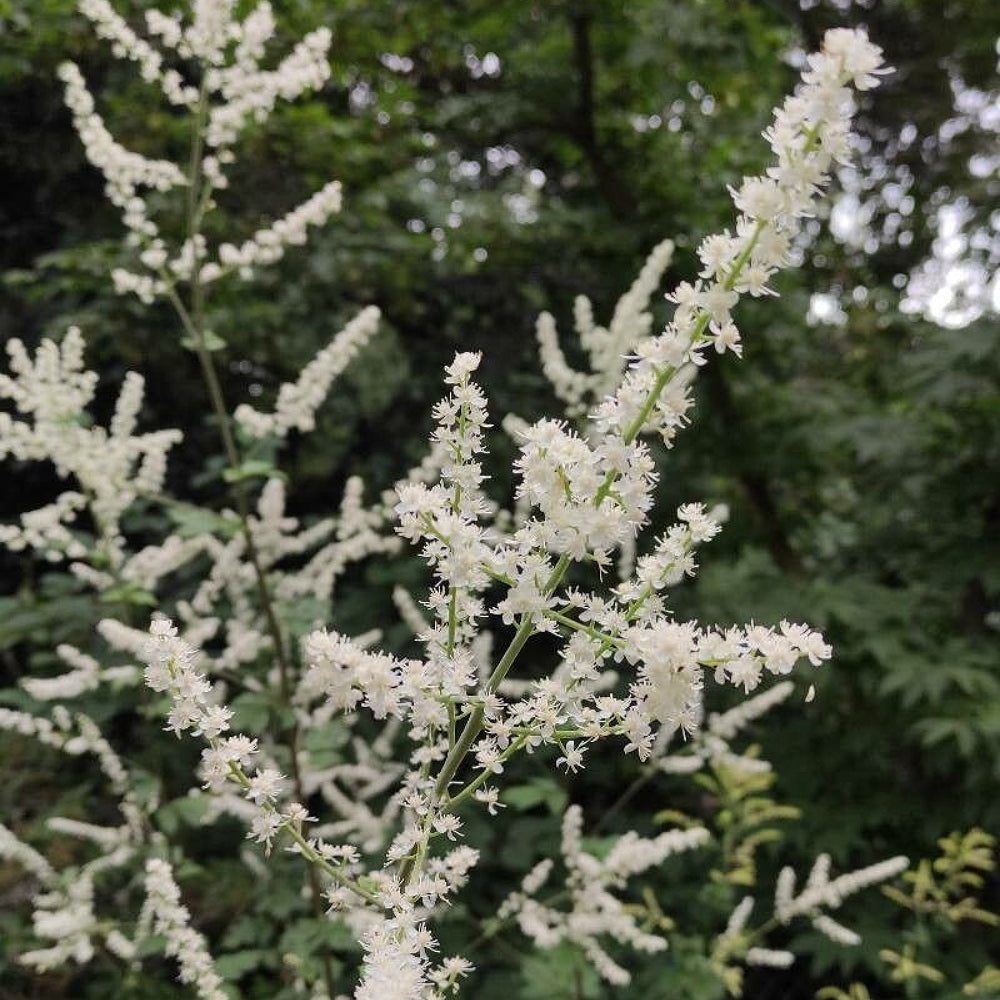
(1, 1), (998, 997)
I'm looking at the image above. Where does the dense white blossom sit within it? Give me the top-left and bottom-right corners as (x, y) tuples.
(701, 848), (909, 971)
(0, 823), (55, 883)
(2, 21), (899, 1000)
(144, 859), (227, 1000)
(139, 616), (381, 912)
(20, 643), (138, 701)
(78, 0), (198, 106)
(0, 706), (129, 794)
(534, 238), (676, 418)
(207, 180), (343, 282)
(60, 0), (339, 298)
(235, 306), (381, 438)
(354, 924), (432, 1000)
(0, 329), (182, 565)
(593, 29), (888, 444)
(499, 805), (708, 985)
(288, 30), (887, 993)
(0, 704), (144, 975)
(20, 879), (100, 971)
(0, 318), (399, 686)
(774, 853), (910, 925)
(745, 947), (795, 968)
(57, 60), (185, 248)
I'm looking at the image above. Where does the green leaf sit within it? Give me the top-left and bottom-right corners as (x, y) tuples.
(519, 943), (601, 1000)
(503, 777), (567, 815)
(166, 504), (240, 539)
(229, 691), (273, 733)
(156, 795), (211, 835)
(99, 584), (157, 607)
(280, 595), (329, 639)
(222, 460), (284, 484)
(133, 932), (167, 958)
(180, 329), (227, 352)
(215, 949), (268, 980)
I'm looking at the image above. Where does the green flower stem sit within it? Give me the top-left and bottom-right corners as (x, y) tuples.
(464, 889), (571, 954)
(444, 735), (530, 811)
(410, 123), (829, 890)
(224, 760), (381, 907)
(544, 609), (626, 649)
(173, 78), (338, 999)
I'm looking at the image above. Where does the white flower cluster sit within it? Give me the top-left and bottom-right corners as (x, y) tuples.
(303, 32), (889, 797)
(0, 328), (182, 565)
(20, 878), (101, 972)
(499, 804), (709, 985)
(235, 305), (381, 438)
(314, 348), (831, 777)
(144, 858), (227, 1000)
(15, 847), (140, 974)
(139, 617), (383, 891)
(508, 240), (688, 580)
(206, 180), (343, 283)
(0, 323), (396, 694)
(0, 302), (402, 999)
(57, 60), (186, 249)
(142, 618), (286, 846)
(63, 471), (392, 686)
(716, 851), (909, 970)
(0, 706), (129, 795)
(20, 643), (138, 702)
(774, 852), (910, 930)
(354, 922), (473, 1000)
(594, 28), (887, 444)
(0, 706), (144, 973)
(303, 628), (415, 720)
(78, 0), (199, 106)
(0, 823), (55, 883)
(0, 491), (89, 563)
(198, 11), (333, 149)
(289, 30), (881, 995)
(141, 622), (481, 1000)
(61, 0), (339, 300)
(534, 238), (676, 418)
(164, 475), (397, 669)
(322, 23), (879, 800)
(655, 679), (796, 777)
(5, 21), (896, 1000)
(705, 678), (797, 741)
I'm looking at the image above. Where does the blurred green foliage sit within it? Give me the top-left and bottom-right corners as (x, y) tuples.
(1, 0), (998, 998)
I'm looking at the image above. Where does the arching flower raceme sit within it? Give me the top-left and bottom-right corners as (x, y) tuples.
(1, 13), (901, 1000)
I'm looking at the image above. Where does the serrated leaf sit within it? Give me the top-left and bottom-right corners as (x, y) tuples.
(166, 504), (240, 539)
(229, 691), (272, 732)
(503, 777), (567, 815)
(156, 795), (211, 835)
(215, 948), (268, 980)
